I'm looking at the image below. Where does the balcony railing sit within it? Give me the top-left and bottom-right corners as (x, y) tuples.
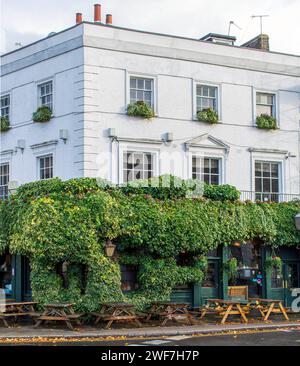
(240, 190), (300, 203)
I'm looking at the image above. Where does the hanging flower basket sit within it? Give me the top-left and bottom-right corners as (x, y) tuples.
(197, 108), (218, 124)
(223, 257), (238, 281)
(127, 101), (155, 119)
(0, 116), (10, 132)
(256, 114), (277, 130)
(32, 106), (52, 123)
(265, 256), (282, 275)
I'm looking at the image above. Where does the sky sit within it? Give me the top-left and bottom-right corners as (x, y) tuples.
(1, 0), (300, 55)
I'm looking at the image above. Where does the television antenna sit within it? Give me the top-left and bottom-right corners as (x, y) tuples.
(228, 21), (242, 36)
(251, 15), (269, 34)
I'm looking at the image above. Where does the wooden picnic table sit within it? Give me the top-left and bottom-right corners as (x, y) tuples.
(200, 299), (248, 324)
(34, 303), (83, 330)
(249, 298), (289, 321)
(0, 301), (39, 327)
(92, 302), (142, 329)
(146, 301), (197, 326)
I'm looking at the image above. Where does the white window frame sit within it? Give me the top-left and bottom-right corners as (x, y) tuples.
(193, 81), (221, 121)
(253, 160), (283, 201)
(37, 154), (54, 181)
(1, 94), (11, 120)
(126, 72), (158, 115)
(189, 152), (224, 184)
(36, 78), (55, 115)
(191, 155), (223, 185)
(0, 162), (10, 200)
(119, 145), (160, 184)
(253, 88), (279, 127)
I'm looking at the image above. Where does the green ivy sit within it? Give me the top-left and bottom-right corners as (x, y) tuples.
(1, 176), (299, 311)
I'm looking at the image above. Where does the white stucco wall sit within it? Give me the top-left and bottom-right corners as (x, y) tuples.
(1, 22), (300, 195)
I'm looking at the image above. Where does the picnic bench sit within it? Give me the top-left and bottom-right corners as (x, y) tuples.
(200, 299), (249, 324)
(146, 301), (197, 326)
(249, 298), (289, 321)
(34, 303), (83, 330)
(92, 302), (143, 329)
(0, 301), (39, 327)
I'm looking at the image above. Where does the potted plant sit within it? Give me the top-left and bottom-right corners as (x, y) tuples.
(223, 257), (238, 281)
(0, 116), (10, 132)
(256, 114), (277, 130)
(197, 108), (218, 124)
(32, 105), (52, 123)
(265, 256), (282, 275)
(127, 101), (155, 119)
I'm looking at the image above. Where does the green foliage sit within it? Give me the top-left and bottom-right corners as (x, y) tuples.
(223, 257), (238, 281)
(265, 256), (282, 276)
(197, 108), (218, 124)
(0, 116), (10, 132)
(127, 101), (155, 119)
(203, 184), (240, 202)
(32, 106), (52, 123)
(1, 176), (300, 310)
(256, 114), (277, 130)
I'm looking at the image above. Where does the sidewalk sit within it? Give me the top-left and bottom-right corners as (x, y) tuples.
(0, 320), (300, 340)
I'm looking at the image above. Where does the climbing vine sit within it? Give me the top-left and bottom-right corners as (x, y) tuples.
(0, 176), (299, 311)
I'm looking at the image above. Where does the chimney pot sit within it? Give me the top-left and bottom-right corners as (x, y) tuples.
(76, 13), (83, 24)
(241, 34), (269, 51)
(106, 14), (112, 25)
(94, 4), (101, 22)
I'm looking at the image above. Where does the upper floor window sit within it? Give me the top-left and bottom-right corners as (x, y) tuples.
(130, 77), (153, 107)
(123, 151), (155, 183)
(38, 81), (53, 111)
(1, 95), (10, 119)
(192, 156), (221, 185)
(38, 154), (53, 180)
(255, 161), (280, 202)
(0, 163), (9, 200)
(196, 85), (218, 112)
(256, 92), (275, 117)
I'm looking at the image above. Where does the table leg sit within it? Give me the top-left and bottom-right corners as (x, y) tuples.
(264, 302), (275, 321)
(221, 304), (233, 325)
(105, 319), (114, 329)
(200, 309), (207, 319)
(236, 304), (248, 324)
(0, 317), (9, 327)
(278, 302), (289, 321)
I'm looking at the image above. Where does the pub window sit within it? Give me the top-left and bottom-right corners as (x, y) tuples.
(271, 267), (283, 288)
(121, 265), (139, 291)
(0, 251), (12, 297)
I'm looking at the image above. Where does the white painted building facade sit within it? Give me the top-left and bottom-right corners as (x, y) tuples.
(1, 19), (300, 200)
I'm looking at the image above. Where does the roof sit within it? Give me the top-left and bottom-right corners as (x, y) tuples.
(200, 33), (237, 41)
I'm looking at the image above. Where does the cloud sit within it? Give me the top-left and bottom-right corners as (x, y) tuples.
(1, 0), (299, 55)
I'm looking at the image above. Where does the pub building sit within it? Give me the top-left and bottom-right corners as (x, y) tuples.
(2, 242), (299, 307)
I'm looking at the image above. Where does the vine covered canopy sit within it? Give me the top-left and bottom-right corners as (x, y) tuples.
(0, 176), (299, 310)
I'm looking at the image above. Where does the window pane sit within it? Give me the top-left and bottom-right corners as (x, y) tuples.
(137, 79), (144, 89)
(130, 78), (136, 88)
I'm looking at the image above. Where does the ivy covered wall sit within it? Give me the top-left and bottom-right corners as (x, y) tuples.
(0, 177), (299, 311)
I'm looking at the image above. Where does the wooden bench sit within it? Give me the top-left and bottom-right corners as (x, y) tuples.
(228, 286), (248, 301)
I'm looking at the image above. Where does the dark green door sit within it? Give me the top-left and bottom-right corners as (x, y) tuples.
(283, 262), (300, 307)
(200, 259), (220, 305)
(170, 284), (194, 307)
(21, 257), (32, 301)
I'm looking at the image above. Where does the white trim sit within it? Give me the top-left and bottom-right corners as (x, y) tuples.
(118, 143), (160, 184)
(253, 88), (279, 127)
(35, 77), (55, 116)
(192, 80), (222, 121)
(126, 71), (158, 115)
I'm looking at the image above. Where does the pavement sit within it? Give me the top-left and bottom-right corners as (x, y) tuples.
(0, 318), (300, 342)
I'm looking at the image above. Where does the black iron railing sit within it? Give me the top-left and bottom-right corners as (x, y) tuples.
(239, 190), (300, 203)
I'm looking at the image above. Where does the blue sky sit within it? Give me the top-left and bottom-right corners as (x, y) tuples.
(1, 0), (300, 55)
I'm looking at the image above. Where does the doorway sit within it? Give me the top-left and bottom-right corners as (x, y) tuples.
(283, 261), (300, 307)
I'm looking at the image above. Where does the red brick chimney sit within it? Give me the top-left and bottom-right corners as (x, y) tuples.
(94, 4), (101, 22)
(76, 13), (83, 24)
(106, 14), (112, 25)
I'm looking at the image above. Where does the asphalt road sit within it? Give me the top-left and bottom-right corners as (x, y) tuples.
(2, 329), (300, 346)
